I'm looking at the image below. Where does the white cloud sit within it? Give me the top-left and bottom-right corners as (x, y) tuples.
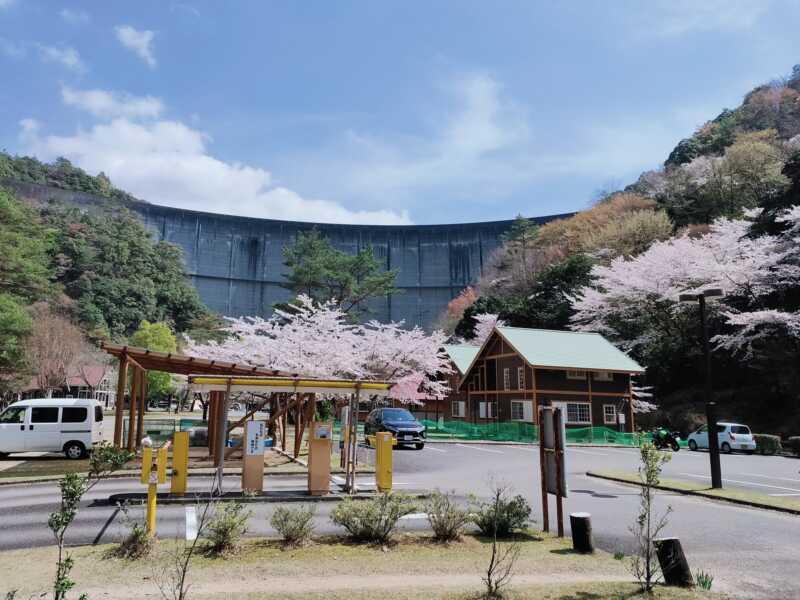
(0, 0), (15, 9)
(61, 86), (164, 119)
(0, 36), (24, 58)
(60, 9), (89, 25)
(115, 25), (156, 68)
(37, 44), (84, 70)
(20, 117), (411, 225)
(635, 0), (768, 38)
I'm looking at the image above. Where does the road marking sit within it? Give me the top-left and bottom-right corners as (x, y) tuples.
(508, 446), (538, 452)
(680, 472), (800, 493)
(769, 493), (800, 497)
(400, 512), (428, 520)
(568, 448), (608, 456)
(739, 472), (800, 484)
(185, 507), (198, 541)
(455, 443), (503, 454)
(425, 446), (447, 453)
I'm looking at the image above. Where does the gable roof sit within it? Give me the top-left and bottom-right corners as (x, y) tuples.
(443, 344), (480, 375)
(495, 326), (644, 373)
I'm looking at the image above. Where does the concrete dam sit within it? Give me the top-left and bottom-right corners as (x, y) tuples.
(6, 180), (570, 329)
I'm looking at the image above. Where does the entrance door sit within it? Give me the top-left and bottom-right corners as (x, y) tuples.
(0, 405), (28, 453)
(27, 406), (61, 451)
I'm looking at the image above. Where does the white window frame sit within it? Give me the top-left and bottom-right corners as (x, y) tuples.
(479, 401), (495, 419)
(510, 400), (533, 422)
(566, 370), (586, 380)
(593, 371), (613, 382)
(603, 404), (617, 425)
(451, 400), (466, 418)
(554, 401), (592, 424)
(517, 367), (525, 390)
(503, 368), (510, 390)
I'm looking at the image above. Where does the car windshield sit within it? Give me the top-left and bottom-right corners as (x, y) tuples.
(383, 409), (415, 422)
(0, 406), (26, 424)
(731, 425), (751, 434)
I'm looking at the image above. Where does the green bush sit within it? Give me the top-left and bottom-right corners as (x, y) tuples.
(270, 505), (316, 547)
(754, 434), (781, 455)
(785, 436), (800, 456)
(470, 491), (531, 537)
(204, 501), (251, 556)
(425, 490), (471, 542)
(331, 493), (416, 544)
(116, 520), (153, 559)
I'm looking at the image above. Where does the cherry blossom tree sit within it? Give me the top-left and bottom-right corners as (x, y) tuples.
(471, 313), (505, 346)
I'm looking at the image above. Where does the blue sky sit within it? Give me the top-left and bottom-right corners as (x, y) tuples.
(2, 1), (799, 224)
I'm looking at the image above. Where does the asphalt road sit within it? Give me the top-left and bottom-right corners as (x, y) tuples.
(1, 442), (799, 599)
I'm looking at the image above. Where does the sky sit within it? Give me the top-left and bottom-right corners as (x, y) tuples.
(1, 1), (800, 225)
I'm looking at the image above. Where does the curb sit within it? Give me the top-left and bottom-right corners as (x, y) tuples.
(586, 471), (800, 516)
(105, 491), (381, 505)
(428, 439), (639, 449)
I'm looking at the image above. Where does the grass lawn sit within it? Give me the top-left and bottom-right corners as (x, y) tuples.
(589, 469), (800, 513)
(0, 532), (725, 599)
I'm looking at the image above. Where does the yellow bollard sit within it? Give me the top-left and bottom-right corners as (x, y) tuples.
(140, 446), (158, 536)
(157, 446), (168, 484)
(146, 479), (157, 535)
(171, 432), (189, 496)
(375, 431), (393, 493)
(140, 447), (153, 485)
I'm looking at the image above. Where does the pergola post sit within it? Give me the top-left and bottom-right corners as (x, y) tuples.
(136, 370), (147, 447)
(208, 391), (218, 458)
(293, 392), (302, 457)
(113, 354), (128, 448)
(127, 367), (139, 452)
(214, 381), (231, 493)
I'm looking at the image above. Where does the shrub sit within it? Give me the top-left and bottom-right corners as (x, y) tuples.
(754, 434), (781, 455)
(470, 491), (531, 538)
(695, 570), (714, 590)
(270, 505), (316, 547)
(785, 436), (800, 456)
(204, 501), (251, 556)
(425, 490), (471, 542)
(116, 520), (153, 559)
(331, 493), (416, 544)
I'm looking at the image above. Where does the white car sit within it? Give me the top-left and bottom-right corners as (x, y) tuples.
(0, 398), (104, 459)
(687, 422), (756, 454)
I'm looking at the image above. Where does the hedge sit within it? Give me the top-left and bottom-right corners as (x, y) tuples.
(753, 434), (781, 456)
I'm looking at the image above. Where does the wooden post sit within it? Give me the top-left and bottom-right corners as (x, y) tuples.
(569, 513), (594, 553)
(281, 396), (288, 451)
(127, 367), (139, 453)
(136, 370), (146, 448)
(654, 538), (693, 587)
(208, 391), (218, 458)
(293, 392), (302, 457)
(538, 406), (549, 533)
(113, 355), (128, 448)
(214, 381), (231, 493)
(554, 407), (565, 538)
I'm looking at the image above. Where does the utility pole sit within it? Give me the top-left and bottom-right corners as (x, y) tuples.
(680, 289), (723, 489)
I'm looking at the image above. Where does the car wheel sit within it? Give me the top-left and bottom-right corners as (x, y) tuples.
(0, 452), (9, 460)
(688, 440), (698, 451)
(721, 442), (732, 454)
(64, 441), (86, 460)
(415, 443), (424, 450)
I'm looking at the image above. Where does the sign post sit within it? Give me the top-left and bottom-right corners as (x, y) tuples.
(539, 406), (567, 537)
(242, 420), (266, 493)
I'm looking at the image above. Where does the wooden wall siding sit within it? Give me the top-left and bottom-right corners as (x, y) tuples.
(585, 373), (630, 394)
(535, 369), (589, 392)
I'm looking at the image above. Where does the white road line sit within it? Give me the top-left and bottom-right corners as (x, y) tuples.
(455, 443), (504, 454)
(567, 448), (608, 456)
(739, 472), (800, 484)
(185, 506), (198, 541)
(769, 493), (800, 497)
(400, 512), (428, 520)
(424, 446), (447, 453)
(508, 446), (538, 452)
(680, 472), (800, 493)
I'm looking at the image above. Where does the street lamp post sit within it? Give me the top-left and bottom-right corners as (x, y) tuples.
(679, 288), (724, 489)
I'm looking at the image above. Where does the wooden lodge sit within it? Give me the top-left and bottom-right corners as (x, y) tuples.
(455, 327), (644, 432)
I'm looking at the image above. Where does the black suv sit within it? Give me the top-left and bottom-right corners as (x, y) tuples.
(364, 407), (426, 450)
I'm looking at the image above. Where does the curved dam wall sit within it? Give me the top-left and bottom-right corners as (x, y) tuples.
(5, 180), (570, 329)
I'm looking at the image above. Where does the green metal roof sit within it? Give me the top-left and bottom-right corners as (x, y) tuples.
(495, 326), (644, 373)
(443, 344), (481, 375)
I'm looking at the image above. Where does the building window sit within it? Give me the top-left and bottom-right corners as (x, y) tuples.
(603, 404), (617, 425)
(566, 370), (586, 380)
(503, 368), (510, 390)
(554, 402), (591, 424)
(593, 371), (613, 382)
(517, 367), (525, 390)
(479, 402), (495, 419)
(451, 401), (466, 418)
(511, 400), (533, 422)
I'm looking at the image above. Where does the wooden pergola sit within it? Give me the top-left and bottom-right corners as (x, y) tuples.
(101, 342), (291, 453)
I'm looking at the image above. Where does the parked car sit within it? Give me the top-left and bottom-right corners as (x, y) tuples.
(0, 398), (104, 459)
(687, 422), (756, 454)
(364, 407), (426, 450)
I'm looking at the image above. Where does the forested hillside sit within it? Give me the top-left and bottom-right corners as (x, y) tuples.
(0, 184), (209, 393)
(452, 64), (800, 436)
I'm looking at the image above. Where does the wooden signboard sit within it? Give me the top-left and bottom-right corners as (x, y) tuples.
(242, 420), (266, 493)
(539, 406), (567, 536)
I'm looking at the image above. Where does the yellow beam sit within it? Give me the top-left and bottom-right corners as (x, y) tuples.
(189, 377), (391, 391)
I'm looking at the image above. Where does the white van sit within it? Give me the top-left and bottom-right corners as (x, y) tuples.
(0, 398), (104, 459)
